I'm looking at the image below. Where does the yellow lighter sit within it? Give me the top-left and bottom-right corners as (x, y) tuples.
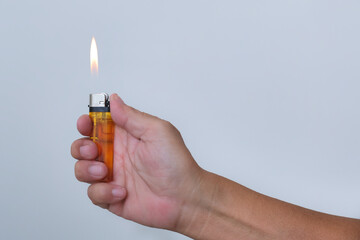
(89, 93), (114, 182)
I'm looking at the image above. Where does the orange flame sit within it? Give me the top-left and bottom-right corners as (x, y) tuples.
(90, 37), (98, 74)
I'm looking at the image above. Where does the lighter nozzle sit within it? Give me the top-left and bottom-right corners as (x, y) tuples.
(89, 93), (109, 107)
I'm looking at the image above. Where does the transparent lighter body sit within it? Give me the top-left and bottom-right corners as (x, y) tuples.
(89, 111), (114, 182)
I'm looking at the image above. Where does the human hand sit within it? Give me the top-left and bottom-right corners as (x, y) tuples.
(71, 94), (204, 230)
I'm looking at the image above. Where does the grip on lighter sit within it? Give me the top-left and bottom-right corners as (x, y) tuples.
(89, 93), (114, 182)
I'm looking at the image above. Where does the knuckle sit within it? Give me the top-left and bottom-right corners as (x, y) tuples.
(163, 120), (173, 128)
(70, 142), (78, 158)
(87, 185), (96, 201)
(149, 120), (181, 138)
(74, 162), (85, 181)
(88, 184), (108, 203)
(162, 120), (180, 135)
(157, 120), (174, 131)
(140, 111), (147, 118)
(126, 106), (138, 116)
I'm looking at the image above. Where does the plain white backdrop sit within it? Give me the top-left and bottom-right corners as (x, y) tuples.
(0, 1), (359, 239)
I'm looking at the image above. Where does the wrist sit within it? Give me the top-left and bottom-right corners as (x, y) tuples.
(174, 169), (272, 240)
(174, 169), (220, 238)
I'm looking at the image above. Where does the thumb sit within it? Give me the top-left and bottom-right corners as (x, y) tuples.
(110, 94), (155, 138)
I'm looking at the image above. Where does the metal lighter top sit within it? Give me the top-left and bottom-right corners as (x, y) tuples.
(89, 93), (110, 112)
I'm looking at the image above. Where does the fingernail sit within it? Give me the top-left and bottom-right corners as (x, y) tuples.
(112, 188), (125, 198)
(88, 165), (104, 176)
(80, 145), (92, 158)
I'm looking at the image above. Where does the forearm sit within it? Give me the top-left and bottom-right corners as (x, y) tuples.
(176, 170), (360, 240)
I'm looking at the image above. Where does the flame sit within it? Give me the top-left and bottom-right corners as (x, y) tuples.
(90, 37), (98, 74)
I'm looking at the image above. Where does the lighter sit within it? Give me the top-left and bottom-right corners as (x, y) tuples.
(89, 93), (114, 182)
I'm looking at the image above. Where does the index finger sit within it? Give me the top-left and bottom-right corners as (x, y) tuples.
(77, 114), (93, 136)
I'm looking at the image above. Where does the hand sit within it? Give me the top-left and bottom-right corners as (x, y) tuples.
(71, 94), (203, 230)
(71, 94), (360, 240)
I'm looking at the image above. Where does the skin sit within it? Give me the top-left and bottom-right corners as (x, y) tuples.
(71, 94), (360, 239)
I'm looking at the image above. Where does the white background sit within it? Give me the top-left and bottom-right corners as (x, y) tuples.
(0, 1), (359, 239)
